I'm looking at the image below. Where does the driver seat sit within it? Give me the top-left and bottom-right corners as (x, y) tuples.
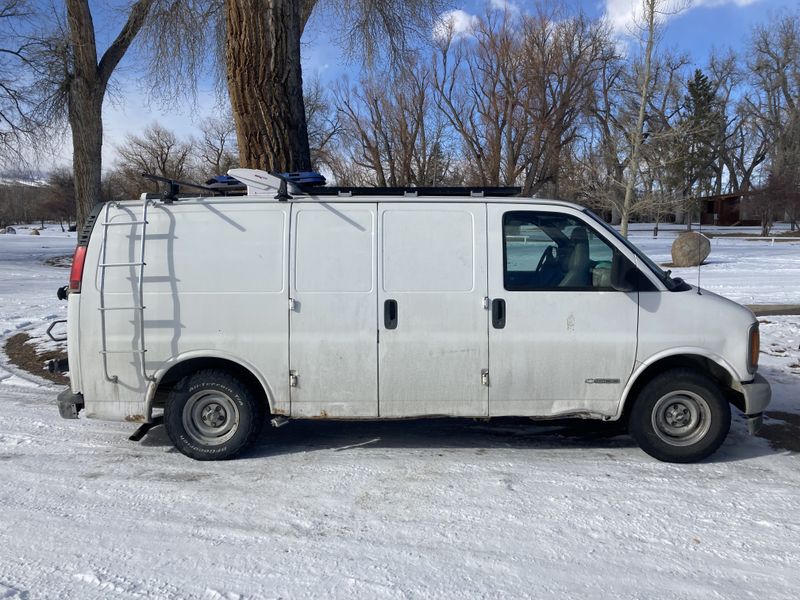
(559, 228), (591, 287)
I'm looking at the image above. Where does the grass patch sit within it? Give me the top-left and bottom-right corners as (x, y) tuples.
(4, 332), (68, 384)
(44, 255), (73, 268)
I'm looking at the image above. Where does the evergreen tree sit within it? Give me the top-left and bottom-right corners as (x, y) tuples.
(669, 69), (725, 225)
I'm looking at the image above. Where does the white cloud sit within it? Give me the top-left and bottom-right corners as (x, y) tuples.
(490, 0), (519, 12)
(433, 9), (479, 41)
(604, 0), (763, 36)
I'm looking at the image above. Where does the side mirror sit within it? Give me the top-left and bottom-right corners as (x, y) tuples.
(611, 251), (636, 292)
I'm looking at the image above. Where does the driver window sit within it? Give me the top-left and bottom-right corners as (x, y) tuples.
(503, 211), (617, 291)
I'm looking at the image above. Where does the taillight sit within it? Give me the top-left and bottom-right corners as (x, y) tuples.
(747, 324), (760, 374)
(69, 245), (87, 293)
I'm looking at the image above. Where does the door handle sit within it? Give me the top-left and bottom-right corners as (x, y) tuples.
(491, 298), (506, 329)
(384, 299), (398, 329)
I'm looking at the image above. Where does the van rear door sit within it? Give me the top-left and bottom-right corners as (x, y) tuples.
(377, 203), (489, 417)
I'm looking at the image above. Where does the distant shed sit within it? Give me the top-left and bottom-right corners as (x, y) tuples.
(699, 191), (760, 226)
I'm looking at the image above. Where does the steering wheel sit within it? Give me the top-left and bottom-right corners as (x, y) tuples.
(536, 245), (557, 272)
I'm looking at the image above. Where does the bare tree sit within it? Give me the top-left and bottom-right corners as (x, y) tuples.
(196, 114), (238, 176)
(620, 0), (661, 237)
(43, 167), (77, 230)
(432, 6), (611, 195)
(68, 0), (155, 225)
(304, 77), (340, 172)
(335, 57), (453, 187)
(112, 123), (192, 198)
(706, 50), (741, 197)
(0, 0), (39, 162)
(518, 8), (613, 197)
(143, 0), (440, 174)
(579, 42), (687, 228)
(0, 178), (41, 227)
(23, 1), (156, 227)
(432, 10), (527, 187)
(745, 11), (800, 234)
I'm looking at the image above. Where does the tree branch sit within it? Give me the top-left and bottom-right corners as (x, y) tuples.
(97, 0), (155, 86)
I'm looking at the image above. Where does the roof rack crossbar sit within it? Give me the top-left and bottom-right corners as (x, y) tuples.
(141, 172), (223, 203)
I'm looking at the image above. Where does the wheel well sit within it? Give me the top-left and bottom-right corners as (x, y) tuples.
(151, 357), (272, 415)
(622, 354), (742, 420)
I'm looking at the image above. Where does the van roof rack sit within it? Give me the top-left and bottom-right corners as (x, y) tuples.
(229, 169), (522, 199)
(141, 172), (226, 203)
(301, 185), (521, 197)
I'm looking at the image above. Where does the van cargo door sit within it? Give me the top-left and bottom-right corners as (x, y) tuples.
(377, 203), (489, 417)
(289, 203), (378, 417)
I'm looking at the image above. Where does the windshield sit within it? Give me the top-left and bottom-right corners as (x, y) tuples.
(583, 209), (682, 290)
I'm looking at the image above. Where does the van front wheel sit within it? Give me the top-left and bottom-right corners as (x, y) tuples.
(164, 369), (264, 460)
(629, 369), (731, 463)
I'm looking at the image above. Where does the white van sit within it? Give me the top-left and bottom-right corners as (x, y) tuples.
(54, 169), (770, 462)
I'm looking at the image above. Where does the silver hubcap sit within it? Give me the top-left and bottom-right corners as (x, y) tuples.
(652, 390), (711, 447)
(183, 391), (239, 446)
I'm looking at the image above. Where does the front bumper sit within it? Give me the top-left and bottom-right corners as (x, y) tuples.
(57, 388), (84, 419)
(740, 373), (771, 434)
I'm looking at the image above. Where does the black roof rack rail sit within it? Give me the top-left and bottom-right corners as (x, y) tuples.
(141, 172), (236, 203)
(294, 185), (522, 197)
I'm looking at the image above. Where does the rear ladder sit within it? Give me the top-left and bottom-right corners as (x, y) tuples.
(97, 197), (151, 383)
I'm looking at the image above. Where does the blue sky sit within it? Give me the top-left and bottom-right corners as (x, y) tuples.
(300, 0), (796, 82)
(63, 0), (798, 172)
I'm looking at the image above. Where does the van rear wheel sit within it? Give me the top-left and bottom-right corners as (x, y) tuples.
(629, 369), (731, 463)
(164, 369), (265, 460)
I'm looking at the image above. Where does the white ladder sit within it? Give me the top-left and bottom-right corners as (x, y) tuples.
(98, 197), (151, 383)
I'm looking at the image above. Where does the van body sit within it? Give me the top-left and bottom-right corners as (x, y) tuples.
(56, 169), (771, 462)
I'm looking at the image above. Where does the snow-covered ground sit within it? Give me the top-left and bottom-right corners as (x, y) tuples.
(628, 223), (800, 305)
(0, 223), (798, 599)
(0, 226), (74, 385)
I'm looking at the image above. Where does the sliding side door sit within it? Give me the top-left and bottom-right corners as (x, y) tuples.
(377, 203), (489, 417)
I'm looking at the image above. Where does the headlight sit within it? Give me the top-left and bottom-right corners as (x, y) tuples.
(748, 323), (760, 374)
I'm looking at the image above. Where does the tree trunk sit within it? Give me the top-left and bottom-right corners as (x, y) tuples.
(225, 0), (311, 172)
(620, 0), (657, 238)
(66, 0), (154, 228)
(69, 90), (104, 228)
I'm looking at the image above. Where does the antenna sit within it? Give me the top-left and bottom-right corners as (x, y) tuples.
(696, 203), (703, 295)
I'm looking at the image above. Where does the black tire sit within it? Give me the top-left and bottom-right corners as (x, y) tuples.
(164, 369), (265, 460)
(629, 368), (731, 463)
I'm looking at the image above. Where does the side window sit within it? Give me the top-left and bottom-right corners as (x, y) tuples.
(503, 211), (619, 291)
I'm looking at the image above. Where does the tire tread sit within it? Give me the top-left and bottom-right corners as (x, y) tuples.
(164, 368), (265, 460)
(629, 368), (731, 463)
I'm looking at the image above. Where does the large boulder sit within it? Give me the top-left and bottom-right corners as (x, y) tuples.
(29, 228), (40, 236)
(671, 231), (711, 267)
